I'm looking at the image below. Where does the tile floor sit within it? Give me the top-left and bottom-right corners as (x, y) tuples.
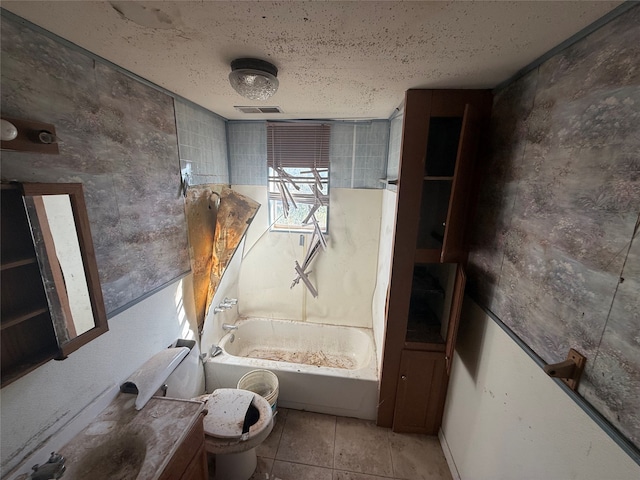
(235, 408), (453, 480)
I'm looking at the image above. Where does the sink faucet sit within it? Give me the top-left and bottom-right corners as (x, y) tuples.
(31, 452), (66, 480)
(222, 323), (238, 332)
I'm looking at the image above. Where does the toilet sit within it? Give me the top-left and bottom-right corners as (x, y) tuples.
(162, 340), (274, 480)
(202, 388), (274, 479)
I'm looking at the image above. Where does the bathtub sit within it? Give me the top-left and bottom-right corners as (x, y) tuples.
(204, 317), (379, 420)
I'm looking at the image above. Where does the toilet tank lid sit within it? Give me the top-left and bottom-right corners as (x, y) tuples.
(121, 346), (190, 410)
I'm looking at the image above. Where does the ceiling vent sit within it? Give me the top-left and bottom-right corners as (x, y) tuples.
(235, 106), (283, 114)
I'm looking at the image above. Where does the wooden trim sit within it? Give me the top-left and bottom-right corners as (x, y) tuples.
(441, 104), (481, 263)
(377, 90), (432, 427)
(429, 90), (492, 117)
(445, 266), (466, 375)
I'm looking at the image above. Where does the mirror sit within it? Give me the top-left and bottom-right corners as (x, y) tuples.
(21, 183), (108, 357)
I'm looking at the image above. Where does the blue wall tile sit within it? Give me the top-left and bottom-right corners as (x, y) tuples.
(175, 98), (228, 185)
(386, 113), (403, 192)
(227, 121), (267, 185)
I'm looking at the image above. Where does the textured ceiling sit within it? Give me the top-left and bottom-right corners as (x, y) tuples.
(2, 1), (622, 120)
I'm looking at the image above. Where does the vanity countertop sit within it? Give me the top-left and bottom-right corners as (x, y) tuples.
(57, 394), (205, 480)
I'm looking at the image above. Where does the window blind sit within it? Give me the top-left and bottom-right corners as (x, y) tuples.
(267, 123), (331, 169)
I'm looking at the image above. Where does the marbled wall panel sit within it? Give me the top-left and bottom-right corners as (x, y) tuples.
(0, 16), (190, 314)
(468, 5), (640, 449)
(92, 63), (189, 310)
(468, 68), (538, 308)
(582, 227), (640, 448)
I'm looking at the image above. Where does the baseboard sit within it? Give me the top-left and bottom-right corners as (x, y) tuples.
(439, 428), (461, 480)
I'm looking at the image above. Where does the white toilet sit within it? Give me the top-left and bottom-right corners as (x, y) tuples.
(162, 340), (275, 480)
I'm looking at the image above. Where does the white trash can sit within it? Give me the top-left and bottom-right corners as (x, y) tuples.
(237, 369), (279, 415)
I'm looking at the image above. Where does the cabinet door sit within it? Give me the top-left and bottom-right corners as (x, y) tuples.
(159, 417), (207, 480)
(445, 265), (466, 375)
(179, 445), (208, 480)
(441, 104), (481, 263)
(393, 350), (448, 435)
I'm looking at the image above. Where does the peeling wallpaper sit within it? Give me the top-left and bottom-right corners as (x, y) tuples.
(467, 5), (640, 450)
(0, 16), (190, 314)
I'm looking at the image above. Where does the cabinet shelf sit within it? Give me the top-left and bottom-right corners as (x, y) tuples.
(0, 345), (60, 387)
(1, 257), (37, 271)
(424, 176), (454, 181)
(405, 319), (445, 346)
(404, 341), (446, 352)
(1, 307), (49, 331)
(415, 249), (441, 264)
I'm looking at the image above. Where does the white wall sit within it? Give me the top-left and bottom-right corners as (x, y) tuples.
(0, 276), (198, 477)
(442, 299), (639, 480)
(233, 185), (383, 329)
(371, 189), (397, 372)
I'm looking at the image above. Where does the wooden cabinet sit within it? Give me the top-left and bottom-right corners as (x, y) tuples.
(1, 184), (59, 385)
(159, 413), (208, 480)
(1, 182), (108, 387)
(378, 89), (491, 433)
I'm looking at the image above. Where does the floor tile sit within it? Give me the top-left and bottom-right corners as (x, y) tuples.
(250, 457), (274, 480)
(333, 470), (395, 480)
(271, 460), (333, 480)
(257, 408), (289, 458)
(388, 432), (452, 480)
(275, 410), (336, 468)
(334, 417), (394, 477)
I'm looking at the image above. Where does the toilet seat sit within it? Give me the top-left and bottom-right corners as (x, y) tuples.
(202, 388), (274, 455)
(205, 389), (255, 439)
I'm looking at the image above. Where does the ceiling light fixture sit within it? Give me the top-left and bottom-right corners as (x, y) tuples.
(229, 58), (279, 101)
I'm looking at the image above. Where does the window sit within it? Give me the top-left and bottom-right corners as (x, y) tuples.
(267, 123), (331, 232)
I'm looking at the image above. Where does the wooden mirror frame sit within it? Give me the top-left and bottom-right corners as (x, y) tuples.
(20, 183), (108, 359)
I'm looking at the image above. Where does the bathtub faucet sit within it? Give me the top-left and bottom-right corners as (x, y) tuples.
(223, 297), (238, 305)
(214, 297), (238, 313)
(222, 323), (238, 332)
